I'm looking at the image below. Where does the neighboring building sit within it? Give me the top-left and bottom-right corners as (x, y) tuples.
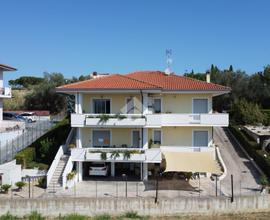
(0, 64), (17, 121)
(56, 71), (230, 182)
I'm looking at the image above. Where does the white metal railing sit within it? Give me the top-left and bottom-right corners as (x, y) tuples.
(160, 146), (215, 153)
(146, 113), (229, 127)
(0, 120), (25, 133)
(62, 156), (74, 189)
(46, 145), (64, 188)
(0, 87), (11, 97)
(64, 128), (75, 152)
(71, 113), (146, 127)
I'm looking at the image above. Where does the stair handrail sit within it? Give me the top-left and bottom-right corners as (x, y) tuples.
(62, 156), (73, 189)
(46, 145), (64, 188)
(63, 128), (75, 153)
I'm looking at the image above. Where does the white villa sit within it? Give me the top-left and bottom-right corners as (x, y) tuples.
(55, 71), (230, 186)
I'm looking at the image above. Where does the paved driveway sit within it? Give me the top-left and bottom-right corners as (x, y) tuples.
(214, 127), (262, 196)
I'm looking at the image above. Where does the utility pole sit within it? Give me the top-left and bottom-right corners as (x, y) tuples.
(231, 174), (234, 203)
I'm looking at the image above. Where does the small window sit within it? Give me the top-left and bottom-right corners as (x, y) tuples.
(193, 98), (208, 114)
(153, 130), (161, 145)
(153, 98), (161, 113)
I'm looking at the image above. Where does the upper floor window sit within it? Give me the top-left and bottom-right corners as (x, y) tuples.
(153, 98), (161, 113)
(153, 130), (162, 145)
(126, 97), (134, 114)
(93, 99), (110, 114)
(193, 98), (208, 114)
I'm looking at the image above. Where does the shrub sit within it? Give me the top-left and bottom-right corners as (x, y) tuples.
(38, 177), (46, 189)
(61, 214), (87, 220)
(66, 171), (76, 181)
(124, 211), (140, 218)
(15, 118), (70, 169)
(15, 181), (26, 190)
(27, 211), (45, 220)
(0, 184), (11, 194)
(0, 212), (18, 220)
(94, 214), (111, 220)
(15, 147), (36, 168)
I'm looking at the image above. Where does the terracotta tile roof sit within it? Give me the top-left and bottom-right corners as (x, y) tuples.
(0, 64), (17, 71)
(57, 74), (157, 90)
(127, 71), (230, 91)
(57, 71), (230, 92)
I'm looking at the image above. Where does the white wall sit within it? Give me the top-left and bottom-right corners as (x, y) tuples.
(0, 160), (22, 186)
(0, 99), (3, 121)
(0, 71), (3, 88)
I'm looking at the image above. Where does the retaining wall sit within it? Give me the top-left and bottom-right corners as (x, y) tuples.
(0, 195), (269, 217)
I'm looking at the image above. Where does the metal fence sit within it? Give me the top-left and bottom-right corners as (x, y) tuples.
(0, 174), (264, 199)
(0, 115), (64, 164)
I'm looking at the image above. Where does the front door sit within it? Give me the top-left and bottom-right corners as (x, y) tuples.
(132, 130), (140, 148)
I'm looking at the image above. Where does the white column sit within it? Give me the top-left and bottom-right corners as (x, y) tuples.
(143, 163), (148, 181)
(77, 162), (83, 182)
(0, 99), (3, 121)
(143, 128), (148, 149)
(76, 127), (82, 148)
(78, 93), (83, 114)
(142, 93), (148, 115)
(111, 162), (115, 177)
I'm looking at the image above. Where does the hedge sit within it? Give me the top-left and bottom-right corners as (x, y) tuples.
(15, 118), (70, 169)
(262, 109), (270, 125)
(229, 126), (270, 178)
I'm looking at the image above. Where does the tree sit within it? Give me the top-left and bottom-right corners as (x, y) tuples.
(24, 72), (67, 114)
(230, 98), (266, 125)
(9, 76), (44, 89)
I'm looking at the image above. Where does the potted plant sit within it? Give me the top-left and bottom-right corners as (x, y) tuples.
(68, 144), (76, 149)
(15, 181), (26, 191)
(66, 171), (76, 181)
(100, 152), (107, 160)
(1, 184), (11, 194)
(123, 151), (131, 160)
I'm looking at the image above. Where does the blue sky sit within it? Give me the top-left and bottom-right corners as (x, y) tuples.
(0, 0), (270, 85)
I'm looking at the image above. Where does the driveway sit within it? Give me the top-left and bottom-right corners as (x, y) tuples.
(214, 127), (262, 196)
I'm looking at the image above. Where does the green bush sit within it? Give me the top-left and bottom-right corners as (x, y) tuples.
(61, 214), (87, 220)
(15, 118), (70, 169)
(38, 177), (46, 189)
(94, 214), (111, 220)
(262, 109), (270, 125)
(15, 147), (36, 168)
(0, 184), (11, 194)
(124, 211), (140, 219)
(229, 126), (270, 178)
(26, 211), (45, 220)
(0, 212), (18, 220)
(15, 181), (26, 190)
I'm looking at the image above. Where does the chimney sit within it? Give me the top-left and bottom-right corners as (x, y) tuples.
(206, 71), (210, 83)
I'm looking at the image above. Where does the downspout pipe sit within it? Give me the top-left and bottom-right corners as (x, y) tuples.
(140, 90), (144, 149)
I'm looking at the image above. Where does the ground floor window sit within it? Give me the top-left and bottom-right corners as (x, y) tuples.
(92, 130), (111, 147)
(193, 130), (208, 147)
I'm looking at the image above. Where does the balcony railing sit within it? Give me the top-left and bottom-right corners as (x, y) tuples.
(146, 113), (229, 127)
(0, 87), (11, 97)
(70, 147), (162, 163)
(71, 113), (146, 127)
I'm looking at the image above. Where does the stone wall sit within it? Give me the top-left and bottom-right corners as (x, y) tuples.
(0, 195), (269, 217)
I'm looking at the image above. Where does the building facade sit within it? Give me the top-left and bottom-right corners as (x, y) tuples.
(57, 71), (230, 182)
(0, 64), (16, 121)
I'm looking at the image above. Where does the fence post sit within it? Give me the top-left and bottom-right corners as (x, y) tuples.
(231, 174), (234, 203)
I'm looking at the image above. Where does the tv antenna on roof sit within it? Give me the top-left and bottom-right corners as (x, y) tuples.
(165, 49), (172, 75)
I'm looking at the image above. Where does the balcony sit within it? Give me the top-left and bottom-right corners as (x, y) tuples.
(146, 113), (229, 127)
(0, 87), (11, 98)
(70, 147), (162, 163)
(71, 113), (146, 128)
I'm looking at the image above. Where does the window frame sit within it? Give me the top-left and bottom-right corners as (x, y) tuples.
(91, 129), (112, 148)
(92, 98), (112, 114)
(192, 129), (209, 147)
(192, 97), (209, 114)
(153, 97), (162, 114)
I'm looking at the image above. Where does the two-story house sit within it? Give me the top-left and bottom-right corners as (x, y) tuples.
(0, 64), (16, 121)
(56, 71), (230, 182)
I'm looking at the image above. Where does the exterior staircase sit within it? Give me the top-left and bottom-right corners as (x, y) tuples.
(47, 155), (69, 193)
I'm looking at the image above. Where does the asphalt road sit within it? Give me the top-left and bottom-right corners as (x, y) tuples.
(214, 127), (262, 196)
